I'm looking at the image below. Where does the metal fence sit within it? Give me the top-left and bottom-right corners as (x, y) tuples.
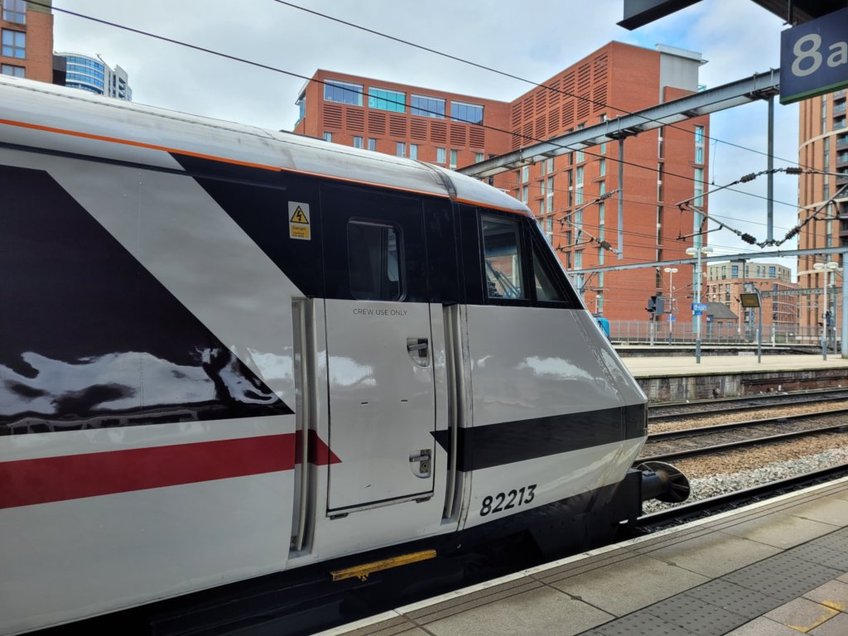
(610, 320), (826, 346)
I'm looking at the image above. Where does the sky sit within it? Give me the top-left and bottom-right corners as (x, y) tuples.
(52, 0), (801, 272)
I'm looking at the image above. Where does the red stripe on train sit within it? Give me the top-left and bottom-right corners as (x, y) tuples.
(0, 432), (337, 509)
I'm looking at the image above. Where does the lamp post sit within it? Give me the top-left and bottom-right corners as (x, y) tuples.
(663, 267), (678, 343)
(814, 261), (839, 360)
(686, 246), (713, 363)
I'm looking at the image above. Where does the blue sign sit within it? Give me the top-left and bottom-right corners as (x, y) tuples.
(668, 314), (675, 321)
(780, 7), (848, 104)
(691, 302), (707, 312)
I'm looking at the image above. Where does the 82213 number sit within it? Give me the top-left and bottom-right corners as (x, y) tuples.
(480, 484), (536, 516)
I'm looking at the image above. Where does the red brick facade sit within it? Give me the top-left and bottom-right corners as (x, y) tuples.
(294, 42), (709, 322)
(0, 1), (53, 82)
(797, 90), (848, 335)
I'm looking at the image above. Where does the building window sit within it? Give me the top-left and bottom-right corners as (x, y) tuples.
(545, 157), (554, 174)
(694, 167), (705, 208)
(575, 166), (584, 205)
(521, 165), (530, 183)
(546, 176), (554, 212)
(369, 87), (405, 113)
(2, 30), (25, 59)
(768, 265), (776, 278)
(352, 136), (363, 149)
(322, 132), (333, 143)
(410, 94), (445, 118)
(396, 142), (406, 157)
(450, 101), (483, 125)
(598, 158), (606, 177)
(368, 138), (377, 151)
(520, 186), (528, 204)
(449, 149), (458, 169)
(409, 144), (418, 160)
(3, 0), (26, 24)
(695, 125), (705, 164)
(475, 152), (484, 163)
(1, 63), (24, 77)
(324, 80), (362, 106)
(296, 93), (306, 122)
(436, 147), (446, 164)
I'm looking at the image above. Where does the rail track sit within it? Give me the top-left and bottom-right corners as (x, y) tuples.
(635, 463), (848, 534)
(648, 388), (848, 421)
(639, 407), (848, 463)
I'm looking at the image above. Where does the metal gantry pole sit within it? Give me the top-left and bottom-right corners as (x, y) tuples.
(822, 273), (828, 361)
(842, 254), (848, 358)
(695, 249), (702, 364)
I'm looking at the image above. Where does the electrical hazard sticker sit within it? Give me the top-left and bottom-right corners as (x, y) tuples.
(288, 202), (311, 240)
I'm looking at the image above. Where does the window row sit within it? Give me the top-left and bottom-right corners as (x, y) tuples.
(348, 212), (569, 305)
(2, 0), (26, 24)
(1, 29), (24, 59)
(321, 133), (482, 166)
(323, 80), (484, 124)
(1, 63), (23, 77)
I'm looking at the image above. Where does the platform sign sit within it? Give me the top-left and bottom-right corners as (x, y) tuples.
(740, 293), (761, 308)
(780, 7), (848, 104)
(691, 302), (707, 312)
(668, 314), (675, 321)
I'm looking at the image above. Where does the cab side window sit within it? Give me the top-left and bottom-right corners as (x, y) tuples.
(481, 214), (525, 300)
(532, 244), (565, 302)
(348, 220), (402, 300)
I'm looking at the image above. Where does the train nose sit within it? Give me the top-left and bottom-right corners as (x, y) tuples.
(636, 460), (691, 503)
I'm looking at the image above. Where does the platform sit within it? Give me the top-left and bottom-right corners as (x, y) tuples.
(321, 478), (848, 636)
(621, 353), (848, 402)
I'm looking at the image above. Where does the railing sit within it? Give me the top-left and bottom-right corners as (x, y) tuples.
(609, 320), (822, 345)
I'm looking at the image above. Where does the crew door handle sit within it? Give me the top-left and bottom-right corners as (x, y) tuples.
(406, 337), (430, 366)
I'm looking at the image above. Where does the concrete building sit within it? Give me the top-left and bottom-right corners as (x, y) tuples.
(705, 261), (799, 341)
(54, 52), (132, 100)
(294, 42), (708, 322)
(797, 89), (848, 337)
(0, 0), (53, 82)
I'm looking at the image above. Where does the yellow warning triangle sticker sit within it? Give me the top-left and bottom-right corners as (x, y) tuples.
(290, 206), (309, 224)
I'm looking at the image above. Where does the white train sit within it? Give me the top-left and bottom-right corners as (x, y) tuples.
(0, 77), (686, 634)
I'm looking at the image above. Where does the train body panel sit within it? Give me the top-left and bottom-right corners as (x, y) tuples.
(0, 77), (651, 634)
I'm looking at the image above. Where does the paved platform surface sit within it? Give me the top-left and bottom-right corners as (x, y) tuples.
(321, 478), (848, 636)
(622, 352), (848, 378)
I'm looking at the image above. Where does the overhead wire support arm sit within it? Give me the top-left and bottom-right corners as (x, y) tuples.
(458, 70), (781, 179)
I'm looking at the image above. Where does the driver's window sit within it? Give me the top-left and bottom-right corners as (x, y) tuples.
(481, 214), (525, 300)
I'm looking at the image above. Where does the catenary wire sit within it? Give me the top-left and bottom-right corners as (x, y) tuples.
(272, 0), (810, 171)
(36, 0), (808, 215)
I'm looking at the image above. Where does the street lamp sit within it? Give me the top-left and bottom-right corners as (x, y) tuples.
(813, 261), (839, 359)
(686, 246), (714, 363)
(663, 267), (678, 343)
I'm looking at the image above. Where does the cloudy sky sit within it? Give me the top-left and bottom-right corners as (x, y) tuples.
(53, 0), (801, 268)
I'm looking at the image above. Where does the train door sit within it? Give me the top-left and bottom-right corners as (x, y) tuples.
(320, 184), (436, 513)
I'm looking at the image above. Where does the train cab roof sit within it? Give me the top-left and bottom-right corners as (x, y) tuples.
(0, 76), (530, 215)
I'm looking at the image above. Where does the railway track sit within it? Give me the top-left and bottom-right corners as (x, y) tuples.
(635, 463), (848, 533)
(639, 407), (848, 463)
(648, 388), (848, 421)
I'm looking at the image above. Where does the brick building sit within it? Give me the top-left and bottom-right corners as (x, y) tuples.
(294, 42), (709, 322)
(0, 0), (52, 82)
(705, 261), (799, 341)
(797, 89), (848, 335)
